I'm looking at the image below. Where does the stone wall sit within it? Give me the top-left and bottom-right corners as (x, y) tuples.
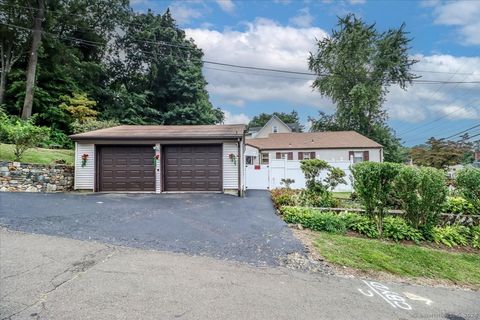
(0, 161), (74, 192)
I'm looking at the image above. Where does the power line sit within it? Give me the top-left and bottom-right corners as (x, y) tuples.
(3, 3), (480, 78)
(442, 123), (480, 140)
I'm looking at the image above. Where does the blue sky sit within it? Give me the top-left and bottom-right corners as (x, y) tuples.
(131, 0), (480, 146)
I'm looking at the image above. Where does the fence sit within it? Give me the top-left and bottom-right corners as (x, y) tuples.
(245, 159), (353, 192)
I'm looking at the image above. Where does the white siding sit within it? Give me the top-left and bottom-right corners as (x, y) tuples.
(223, 142), (239, 190)
(74, 143), (95, 190)
(155, 143), (160, 194)
(253, 117), (291, 138)
(267, 148), (382, 163)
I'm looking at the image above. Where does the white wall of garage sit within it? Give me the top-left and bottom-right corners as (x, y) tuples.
(223, 141), (239, 192)
(74, 143), (95, 190)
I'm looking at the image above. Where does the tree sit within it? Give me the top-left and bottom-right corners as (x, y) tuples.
(248, 111), (303, 131)
(410, 137), (472, 169)
(308, 14), (417, 162)
(21, 0), (44, 119)
(0, 0), (33, 105)
(111, 9), (223, 125)
(60, 92), (97, 123)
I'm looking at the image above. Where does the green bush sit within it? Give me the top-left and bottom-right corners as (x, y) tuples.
(70, 118), (120, 134)
(339, 212), (378, 238)
(0, 118), (50, 161)
(443, 196), (476, 215)
(43, 129), (74, 149)
(456, 167), (480, 213)
(282, 207), (346, 234)
(351, 162), (402, 236)
(382, 216), (424, 243)
(395, 166), (447, 228)
(470, 226), (480, 249)
(271, 188), (299, 208)
(432, 225), (469, 247)
(299, 189), (339, 208)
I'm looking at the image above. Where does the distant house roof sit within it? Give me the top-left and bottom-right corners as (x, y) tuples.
(246, 131), (382, 150)
(70, 125), (246, 141)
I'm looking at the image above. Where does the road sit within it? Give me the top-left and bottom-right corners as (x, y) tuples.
(1, 228), (479, 320)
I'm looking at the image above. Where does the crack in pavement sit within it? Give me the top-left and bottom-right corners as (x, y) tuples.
(1, 246), (118, 320)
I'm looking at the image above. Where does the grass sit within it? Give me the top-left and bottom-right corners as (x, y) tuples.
(0, 143), (74, 165)
(314, 232), (480, 288)
(332, 192), (352, 199)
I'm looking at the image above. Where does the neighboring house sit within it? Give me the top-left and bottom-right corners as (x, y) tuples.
(246, 115), (300, 139)
(245, 131), (383, 165)
(70, 125), (246, 196)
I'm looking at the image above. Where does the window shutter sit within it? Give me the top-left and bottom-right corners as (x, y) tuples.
(276, 152), (281, 159)
(310, 152), (316, 159)
(349, 151), (354, 161)
(288, 152), (293, 160)
(363, 151), (369, 161)
(298, 152), (303, 160)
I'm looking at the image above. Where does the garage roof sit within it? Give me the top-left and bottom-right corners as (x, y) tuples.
(246, 131), (382, 150)
(70, 125), (246, 141)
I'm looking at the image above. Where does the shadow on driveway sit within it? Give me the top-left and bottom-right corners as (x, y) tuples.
(0, 190), (304, 266)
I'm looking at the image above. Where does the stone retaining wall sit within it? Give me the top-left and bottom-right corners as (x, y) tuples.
(0, 161), (74, 192)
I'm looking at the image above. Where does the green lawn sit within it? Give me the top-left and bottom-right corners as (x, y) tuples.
(0, 143), (74, 165)
(332, 192), (352, 199)
(314, 232), (480, 288)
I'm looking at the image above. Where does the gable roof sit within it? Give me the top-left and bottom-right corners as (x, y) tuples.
(70, 125), (246, 141)
(252, 115), (292, 136)
(246, 131), (382, 150)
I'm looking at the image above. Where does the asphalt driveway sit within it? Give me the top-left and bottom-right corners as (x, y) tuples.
(0, 191), (304, 266)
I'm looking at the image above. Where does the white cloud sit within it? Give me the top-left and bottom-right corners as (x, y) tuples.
(431, 0), (480, 45)
(216, 0), (235, 13)
(222, 110), (250, 124)
(289, 7), (314, 28)
(386, 54), (480, 122)
(187, 19), (332, 111)
(348, 0), (366, 4)
(169, 2), (204, 24)
(186, 20), (479, 125)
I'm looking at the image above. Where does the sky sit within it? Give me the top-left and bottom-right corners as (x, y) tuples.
(131, 0), (480, 146)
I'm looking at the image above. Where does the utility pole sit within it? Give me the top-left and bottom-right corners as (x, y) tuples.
(21, 0), (45, 119)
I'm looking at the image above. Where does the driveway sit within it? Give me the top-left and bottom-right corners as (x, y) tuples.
(0, 191), (304, 266)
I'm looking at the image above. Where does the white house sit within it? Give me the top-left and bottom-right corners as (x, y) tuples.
(246, 115), (300, 139)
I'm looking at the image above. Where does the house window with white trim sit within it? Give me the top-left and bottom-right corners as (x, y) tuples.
(353, 151), (364, 163)
(261, 153), (269, 164)
(302, 152), (312, 160)
(272, 125), (278, 133)
(246, 156), (256, 165)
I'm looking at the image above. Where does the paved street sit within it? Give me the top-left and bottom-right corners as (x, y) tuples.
(0, 191), (304, 266)
(1, 228), (479, 320)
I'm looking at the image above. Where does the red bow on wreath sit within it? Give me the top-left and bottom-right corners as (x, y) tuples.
(81, 153), (89, 168)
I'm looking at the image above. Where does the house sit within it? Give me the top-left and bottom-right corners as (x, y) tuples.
(246, 115), (300, 139)
(70, 125), (246, 196)
(245, 131), (383, 165)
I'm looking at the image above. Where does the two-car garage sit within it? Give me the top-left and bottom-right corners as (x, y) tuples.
(71, 125), (245, 195)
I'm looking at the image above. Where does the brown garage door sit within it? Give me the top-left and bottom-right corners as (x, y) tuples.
(163, 145), (222, 191)
(98, 146), (155, 192)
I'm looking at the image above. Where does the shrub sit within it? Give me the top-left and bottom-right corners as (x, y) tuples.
(339, 212), (378, 238)
(382, 216), (424, 243)
(395, 166), (447, 228)
(470, 226), (480, 249)
(0, 118), (50, 161)
(280, 178), (295, 189)
(299, 189), (339, 208)
(282, 207), (346, 234)
(456, 167), (480, 213)
(43, 129), (74, 149)
(71, 119), (120, 134)
(351, 162), (402, 236)
(443, 196), (476, 215)
(300, 159), (346, 192)
(432, 225), (469, 247)
(271, 188), (299, 208)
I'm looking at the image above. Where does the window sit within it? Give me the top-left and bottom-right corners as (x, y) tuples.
(261, 153), (269, 164)
(246, 156), (256, 165)
(353, 151), (364, 163)
(302, 152), (311, 160)
(272, 125), (278, 133)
